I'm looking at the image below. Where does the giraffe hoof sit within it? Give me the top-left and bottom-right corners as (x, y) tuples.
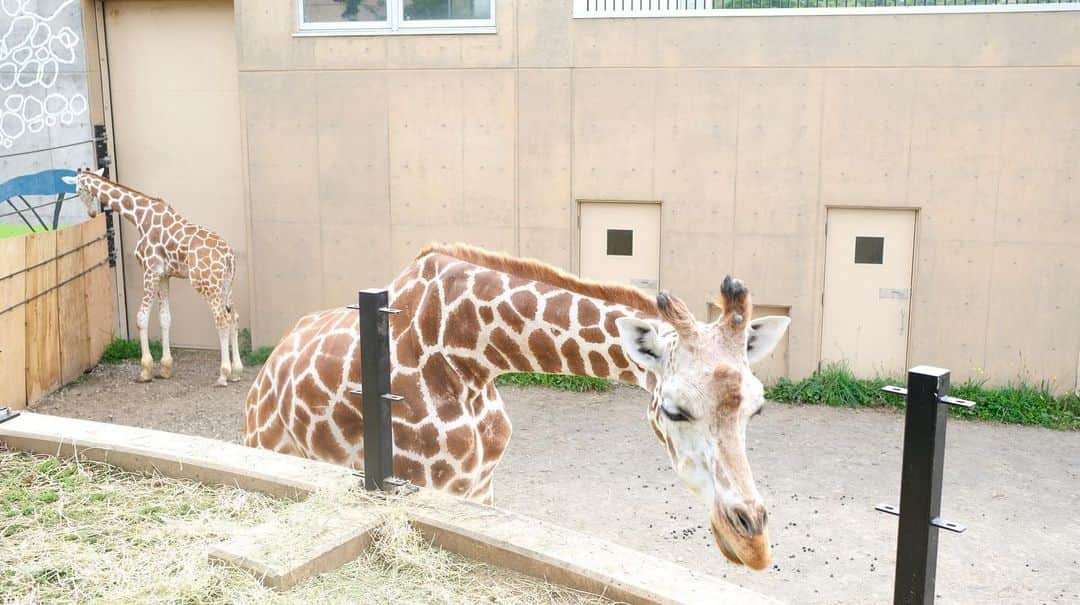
(157, 364), (173, 379)
(215, 376), (228, 387)
(136, 373), (153, 383)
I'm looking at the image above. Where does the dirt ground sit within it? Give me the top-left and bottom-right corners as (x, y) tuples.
(34, 349), (1080, 605)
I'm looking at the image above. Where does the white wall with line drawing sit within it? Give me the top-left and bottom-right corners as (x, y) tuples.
(1, 0), (94, 227)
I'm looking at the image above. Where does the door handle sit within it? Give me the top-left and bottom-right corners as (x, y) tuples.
(899, 308), (906, 335)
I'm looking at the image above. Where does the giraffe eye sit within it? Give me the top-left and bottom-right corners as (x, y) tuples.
(661, 405), (691, 422)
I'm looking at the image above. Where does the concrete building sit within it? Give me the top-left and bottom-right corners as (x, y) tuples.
(17, 0), (1080, 390)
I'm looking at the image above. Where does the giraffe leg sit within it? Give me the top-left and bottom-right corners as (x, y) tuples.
(136, 270), (161, 383)
(156, 277), (173, 379)
(216, 324), (230, 387)
(229, 311), (243, 381)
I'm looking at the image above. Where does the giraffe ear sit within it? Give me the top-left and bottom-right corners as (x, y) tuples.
(615, 317), (671, 372)
(93, 167), (105, 177)
(747, 316), (790, 365)
(61, 176), (77, 185)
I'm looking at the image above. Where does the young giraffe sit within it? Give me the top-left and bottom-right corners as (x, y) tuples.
(63, 169), (242, 386)
(244, 244), (790, 569)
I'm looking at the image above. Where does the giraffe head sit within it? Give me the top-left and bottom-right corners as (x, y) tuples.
(61, 167), (106, 217)
(615, 276), (789, 570)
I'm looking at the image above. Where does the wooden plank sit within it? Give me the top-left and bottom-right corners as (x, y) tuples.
(0, 236), (27, 409)
(83, 215), (114, 363)
(58, 225), (90, 384)
(24, 231), (59, 405)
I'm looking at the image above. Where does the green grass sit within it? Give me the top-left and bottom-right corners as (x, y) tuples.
(766, 364), (1080, 430)
(0, 224), (46, 239)
(99, 331), (274, 367)
(495, 373), (612, 393)
(238, 328), (274, 366)
(100, 338), (161, 363)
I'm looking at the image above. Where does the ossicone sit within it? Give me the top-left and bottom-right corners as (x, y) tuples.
(656, 291), (695, 335)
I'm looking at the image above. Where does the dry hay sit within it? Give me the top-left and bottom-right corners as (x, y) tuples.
(0, 448), (617, 604)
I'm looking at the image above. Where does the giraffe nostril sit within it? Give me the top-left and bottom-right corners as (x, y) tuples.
(727, 504), (766, 538)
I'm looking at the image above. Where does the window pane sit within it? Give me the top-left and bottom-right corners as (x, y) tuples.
(303, 0), (387, 23)
(607, 229), (634, 257)
(403, 0), (491, 21)
(854, 236), (884, 264)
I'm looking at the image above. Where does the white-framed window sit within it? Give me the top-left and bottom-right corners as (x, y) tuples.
(573, 0), (1080, 18)
(297, 0), (496, 36)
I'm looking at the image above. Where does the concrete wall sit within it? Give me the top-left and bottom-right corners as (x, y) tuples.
(234, 0), (1079, 390)
(1, 0), (95, 226)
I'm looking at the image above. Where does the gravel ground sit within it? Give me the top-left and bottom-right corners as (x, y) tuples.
(33, 349), (1080, 605)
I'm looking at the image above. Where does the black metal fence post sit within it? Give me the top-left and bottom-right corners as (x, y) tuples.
(878, 366), (974, 605)
(357, 288), (396, 491)
(94, 124), (117, 268)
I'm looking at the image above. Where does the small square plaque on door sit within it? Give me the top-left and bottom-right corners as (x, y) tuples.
(854, 236), (885, 264)
(606, 229), (633, 256)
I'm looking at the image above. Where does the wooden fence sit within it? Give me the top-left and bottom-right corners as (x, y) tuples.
(0, 215), (114, 409)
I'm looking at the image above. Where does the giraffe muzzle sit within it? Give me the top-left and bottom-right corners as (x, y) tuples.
(710, 504), (772, 570)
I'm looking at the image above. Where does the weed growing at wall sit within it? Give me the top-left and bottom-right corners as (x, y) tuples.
(766, 364), (1079, 430)
(100, 338), (161, 364)
(237, 329), (274, 366)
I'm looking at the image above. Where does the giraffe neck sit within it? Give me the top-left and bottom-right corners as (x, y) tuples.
(84, 176), (167, 233)
(402, 255), (658, 392)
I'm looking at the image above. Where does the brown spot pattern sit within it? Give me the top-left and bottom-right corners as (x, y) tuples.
(580, 327), (606, 343)
(394, 456), (425, 484)
(421, 354), (464, 410)
(478, 412), (511, 462)
(609, 345), (630, 369)
(331, 403), (364, 442)
(577, 299), (601, 327)
(484, 345), (510, 370)
(396, 327), (422, 368)
(543, 293), (572, 330)
(391, 373), (428, 424)
(588, 351), (610, 377)
(528, 330), (562, 374)
(604, 312), (622, 337)
(561, 339), (587, 375)
(417, 286), (442, 346)
(311, 422), (346, 462)
(451, 355), (490, 386)
(472, 272), (502, 301)
(445, 299), (480, 349)
(496, 301), (525, 334)
(445, 425), (475, 459)
(510, 291), (537, 320)
(431, 460), (454, 489)
(491, 328), (532, 371)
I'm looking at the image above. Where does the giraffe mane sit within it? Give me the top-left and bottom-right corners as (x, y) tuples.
(417, 242), (660, 316)
(83, 173), (173, 209)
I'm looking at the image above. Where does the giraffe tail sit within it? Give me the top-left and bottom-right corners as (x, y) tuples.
(223, 254), (237, 320)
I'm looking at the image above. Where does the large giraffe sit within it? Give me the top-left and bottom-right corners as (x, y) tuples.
(63, 169), (242, 386)
(244, 244), (790, 570)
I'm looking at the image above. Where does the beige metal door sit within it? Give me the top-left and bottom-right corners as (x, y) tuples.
(820, 208), (916, 377)
(104, 0), (246, 348)
(578, 202), (661, 294)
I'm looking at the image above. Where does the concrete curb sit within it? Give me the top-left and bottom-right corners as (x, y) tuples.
(0, 412), (780, 604)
